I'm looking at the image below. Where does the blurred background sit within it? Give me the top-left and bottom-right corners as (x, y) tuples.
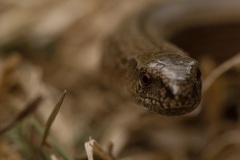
(0, 0), (240, 160)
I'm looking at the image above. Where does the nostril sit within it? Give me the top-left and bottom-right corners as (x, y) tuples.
(166, 87), (175, 99)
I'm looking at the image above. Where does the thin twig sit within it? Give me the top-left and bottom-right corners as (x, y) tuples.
(202, 53), (240, 93)
(0, 96), (43, 135)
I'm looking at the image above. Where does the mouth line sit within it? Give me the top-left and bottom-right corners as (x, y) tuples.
(138, 96), (198, 108)
(137, 96), (197, 115)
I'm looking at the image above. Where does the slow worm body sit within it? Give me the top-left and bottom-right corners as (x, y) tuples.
(101, 0), (240, 115)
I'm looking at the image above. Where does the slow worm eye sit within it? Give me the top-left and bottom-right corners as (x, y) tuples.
(140, 72), (151, 86)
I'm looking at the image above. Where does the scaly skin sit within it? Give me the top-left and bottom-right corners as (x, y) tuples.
(101, 0), (240, 115)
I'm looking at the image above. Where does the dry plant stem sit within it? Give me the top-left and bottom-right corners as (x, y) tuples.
(91, 141), (115, 160)
(40, 90), (74, 160)
(85, 139), (115, 160)
(0, 96), (43, 135)
(85, 139), (94, 160)
(202, 53), (240, 93)
(194, 53), (240, 116)
(41, 90), (67, 147)
(31, 119), (73, 160)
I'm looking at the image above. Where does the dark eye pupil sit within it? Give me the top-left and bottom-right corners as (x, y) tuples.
(141, 72), (151, 86)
